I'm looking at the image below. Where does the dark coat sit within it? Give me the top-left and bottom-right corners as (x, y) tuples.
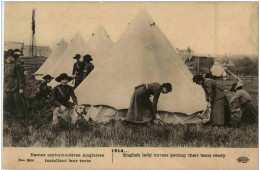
(72, 61), (86, 76)
(202, 78), (230, 125)
(52, 84), (78, 109)
(4, 60), (27, 119)
(241, 101), (258, 124)
(72, 61), (86, 88)
(83, 62), (94, 78)
(4, 61), (25, 92)
(230, 89), (258, 124)
(126, 82), (162, 123)
(35, 81), (52, 100)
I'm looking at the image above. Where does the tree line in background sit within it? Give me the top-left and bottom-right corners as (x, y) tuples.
(230, 57), (258, 76)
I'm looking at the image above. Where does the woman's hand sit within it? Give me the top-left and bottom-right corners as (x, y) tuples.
(155, 113), (161, 120)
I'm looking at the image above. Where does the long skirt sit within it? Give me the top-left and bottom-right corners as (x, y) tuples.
(241, 101), (258, 124)
(3, 91), (28, 120)
(74, 75), (84, 89)
(210, 95), (231, 125)
(125, 86), (153, 123)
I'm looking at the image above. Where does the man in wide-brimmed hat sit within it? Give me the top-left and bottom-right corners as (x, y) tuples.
(34, 74), (54, 102)
(4, 49), (27, 120)
(52, 73), (78, 111)
(230, 81), (258, 124)
(83, 54), (94, 79)
(72, 54), (86, 89)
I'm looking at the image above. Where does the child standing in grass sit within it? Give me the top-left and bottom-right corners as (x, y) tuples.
(230, 81), (258, 124)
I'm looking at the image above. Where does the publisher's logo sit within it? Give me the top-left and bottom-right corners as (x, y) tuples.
(237, 156), (249, 163)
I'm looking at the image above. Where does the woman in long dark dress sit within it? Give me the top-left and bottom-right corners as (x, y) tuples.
(230, 81), (258, 124)
(193, 75), (231, 126)
(126, 82), (172, 123)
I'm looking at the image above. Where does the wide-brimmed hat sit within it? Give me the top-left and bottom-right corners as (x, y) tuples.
(73, 54), (81, 59)
(55, 73), (73, 82)
(43, 74), (54, 80)
(5, 49), (21, 59)
(5, 49), (14, 59)
(83, 54), (93, 62)
(14, 49), (23, 57)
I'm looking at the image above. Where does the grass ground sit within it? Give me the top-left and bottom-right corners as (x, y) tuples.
(3, 119), (258, 147)
(3, 78), (258, 148)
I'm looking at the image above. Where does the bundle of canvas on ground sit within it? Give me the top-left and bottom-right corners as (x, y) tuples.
(83, 105), (209, 124)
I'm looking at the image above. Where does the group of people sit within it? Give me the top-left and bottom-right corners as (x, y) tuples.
(72, 54), (94, 88)
(3, 50), (94, 122)
(3, 48), (258, 126)
(193, 75), (258, 125)
(124, 74), (258, 125)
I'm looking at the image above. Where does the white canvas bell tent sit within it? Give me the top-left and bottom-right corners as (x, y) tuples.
(85, 24), (113, 60)
(75, 10), (207, 116)
(48, 32), (88, 87)
(211, 60), (227, 77)
(49, 26), (113, 87)
(34, 38), (68, 79)
(80, 24), (114, 72)
(51, 32), (88, 77)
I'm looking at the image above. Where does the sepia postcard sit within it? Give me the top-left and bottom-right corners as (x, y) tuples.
(2, 1), (259, 169)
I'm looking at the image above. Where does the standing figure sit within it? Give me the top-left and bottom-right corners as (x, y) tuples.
(83, 54), (94, 79)
(230, 81), (258, 124)
(72, 54), (86, 89)
(4, 49), (27, 120)
(34, 74), (54, 102)
(14, 49), (24, 67)
(193, 75), (231, 126)
(126, 82), (172, 123)
(52, 73), (78, 111)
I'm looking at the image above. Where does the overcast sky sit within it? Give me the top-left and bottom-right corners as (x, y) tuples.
(4, 2), (258, 56)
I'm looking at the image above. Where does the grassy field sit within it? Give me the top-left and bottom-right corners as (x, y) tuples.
(3, 78), (258, 147)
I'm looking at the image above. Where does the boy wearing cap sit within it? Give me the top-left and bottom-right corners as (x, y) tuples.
(4, 49), (27, 119)
(52, 73), (78, 111)
(72, 54), (86, 89)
